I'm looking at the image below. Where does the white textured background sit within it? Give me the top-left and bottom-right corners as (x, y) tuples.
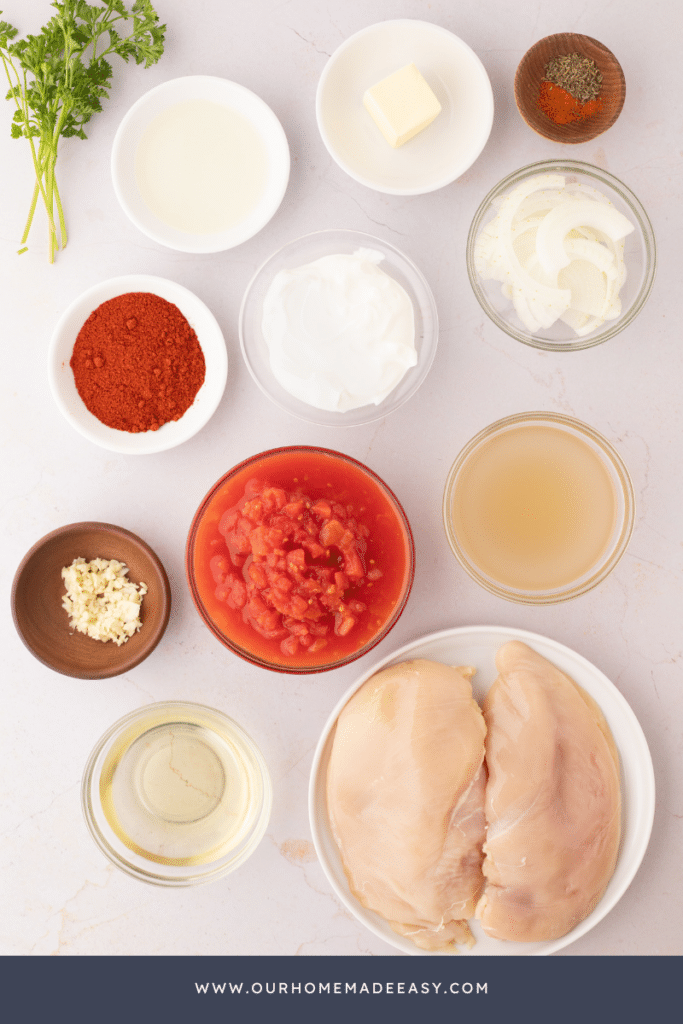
(1, 0), (681, 956)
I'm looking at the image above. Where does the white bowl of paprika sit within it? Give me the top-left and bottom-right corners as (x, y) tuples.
(48, 275), (228, 454)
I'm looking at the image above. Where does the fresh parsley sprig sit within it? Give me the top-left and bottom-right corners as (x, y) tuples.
(0, 1), (165, 262)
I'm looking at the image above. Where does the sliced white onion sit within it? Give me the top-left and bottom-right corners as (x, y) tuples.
(564, 238), (617, 281)
(474, 176), (635, 340)
(535, 200), (634, 278)
(558, 259), (610, 318)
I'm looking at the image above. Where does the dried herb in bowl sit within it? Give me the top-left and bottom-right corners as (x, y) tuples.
(538, 52), (603, 126)
(0, 1), (165, 262)
(544, 52), (603, 103)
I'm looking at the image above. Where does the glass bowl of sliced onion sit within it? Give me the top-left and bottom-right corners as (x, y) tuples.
(466, 160), (656, 351)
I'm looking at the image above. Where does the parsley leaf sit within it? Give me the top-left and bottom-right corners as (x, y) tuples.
(0, 1), (165, 261)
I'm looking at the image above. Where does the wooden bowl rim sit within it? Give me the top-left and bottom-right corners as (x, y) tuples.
(11, 521), (172, 679)
(514, 32), (625, 144)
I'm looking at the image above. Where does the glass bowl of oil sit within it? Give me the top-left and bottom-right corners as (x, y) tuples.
(442, 411), (635, 604)
(82, 702), (272, 886)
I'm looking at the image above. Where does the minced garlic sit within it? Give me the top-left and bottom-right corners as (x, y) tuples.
(61, 557), (147, 646)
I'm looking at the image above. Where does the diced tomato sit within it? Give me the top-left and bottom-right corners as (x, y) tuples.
(335, 609), (356, 636)
(210, 555), (229, 583)
(301, 537), (326, 559)
(283, 499), (305, 518)
(262, 487), (288, 511)
(342, 547), (364, 580)
(247, 561), (268, 588)
(197, 469), (402, 661)
(334, 571), (350, 591)
(248, 592), (283, 636)
(270, 572), (292, 593)
(308, 621), (329, 637)
(241, 498), (263, 522)
(319, 518), (345, 547)
(289, 593), (310, 617)
(227, 577), (247, 610)
(286, 619), (309, 638)
(286, 548), (306, 575)
(216, 574), (247, 610)
(218, 510), (238, 535)
(280, 634), (299, 656)
(311, 499), (332, 518)
(250, 525), (283, 556)
(269, 513), (298, 537)
(298, 577), (322, 596)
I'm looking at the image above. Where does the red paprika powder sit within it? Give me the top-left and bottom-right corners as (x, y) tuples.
(538, 80), (603, 126)
(70, 292), (206, 433)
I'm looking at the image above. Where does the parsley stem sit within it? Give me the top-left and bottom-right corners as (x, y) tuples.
(1, 1), (165, 261)
(20, 180), (40, 246)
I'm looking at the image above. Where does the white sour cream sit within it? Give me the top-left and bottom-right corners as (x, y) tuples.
(261, 249), (417, 412)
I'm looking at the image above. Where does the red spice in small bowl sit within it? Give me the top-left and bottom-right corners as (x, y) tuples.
(537, 81), (603, 126)
(70, 292), (206, 433)
(514, 33), (625, 144)
(186, 447), (415, 673)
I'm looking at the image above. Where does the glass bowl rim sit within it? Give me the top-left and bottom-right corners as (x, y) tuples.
(442, 411), (636, 604)
(466, 159), (657, 352)
(238, 228), (439, 427)
(81, 700), (272, 887)
(185, 445), (416, 673)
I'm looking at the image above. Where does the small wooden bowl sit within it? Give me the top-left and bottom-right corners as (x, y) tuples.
(515, 33), (625, 144)
(11, 522), (171, 679)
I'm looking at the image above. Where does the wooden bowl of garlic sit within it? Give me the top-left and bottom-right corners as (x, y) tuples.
(11, 522), (171, 679)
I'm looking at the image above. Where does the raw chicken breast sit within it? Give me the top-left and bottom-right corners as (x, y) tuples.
(477, 640), (621, 942)
(326, 659), (487, 951)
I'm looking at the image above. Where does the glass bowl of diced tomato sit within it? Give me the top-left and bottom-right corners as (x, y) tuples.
(186, 446), (415, 673)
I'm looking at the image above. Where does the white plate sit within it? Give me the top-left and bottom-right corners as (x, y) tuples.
(309, 625), (655, 956)
(112, 76), (290, 252)
(316, 20), (494, 195)
(48, 275), (228, 454)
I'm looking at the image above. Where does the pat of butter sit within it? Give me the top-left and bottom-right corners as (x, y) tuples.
(363, 63), (442, 148)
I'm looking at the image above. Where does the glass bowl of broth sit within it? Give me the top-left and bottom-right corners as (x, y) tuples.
(442, 412), (634, 603)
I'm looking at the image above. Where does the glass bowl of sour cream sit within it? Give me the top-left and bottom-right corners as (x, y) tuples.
(239, 229), (439, 426)
(466, 160), (656, 351)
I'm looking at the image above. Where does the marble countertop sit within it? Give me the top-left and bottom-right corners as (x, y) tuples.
(2, 0), (681, 957)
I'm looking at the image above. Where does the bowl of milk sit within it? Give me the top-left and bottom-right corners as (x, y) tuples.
(112, 76), (290, 253)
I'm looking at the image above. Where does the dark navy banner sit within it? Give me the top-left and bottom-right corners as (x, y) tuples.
(0, 955), (677, 1023)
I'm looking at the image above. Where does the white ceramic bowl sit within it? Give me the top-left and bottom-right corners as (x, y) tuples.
(239, 229), (439, 426)
(48, 275), (228, 454)
(310, 625), (655, 956)
(316, 20), (494, 195)
(112, 76), (290, 252)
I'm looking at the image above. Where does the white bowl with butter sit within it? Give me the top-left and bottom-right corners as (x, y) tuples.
(112, 76), (290, 252)
(239, 229), (439, 426)
(316, 20), (494, 195)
